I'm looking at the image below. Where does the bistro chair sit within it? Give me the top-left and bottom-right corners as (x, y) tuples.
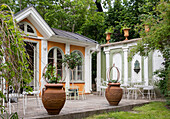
(65, 86), (76, 100)
(77, 86), (86, 100)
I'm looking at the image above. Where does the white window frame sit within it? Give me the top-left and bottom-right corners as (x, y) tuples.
(71, 50), (84, 82)
(19, 22), (37, 36)
(24, 39), (39, 91)
(48, 47), (65, 81)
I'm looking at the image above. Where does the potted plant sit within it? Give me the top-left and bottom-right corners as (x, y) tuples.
(121, 25), (131, 40)
(62, 52), (82, 85)
(105, 64), (123, 106)
(105, 26), (114, 44)
(42, 64), (66, 115)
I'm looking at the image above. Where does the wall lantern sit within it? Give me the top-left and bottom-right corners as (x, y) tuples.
(134, 60), (140, 74)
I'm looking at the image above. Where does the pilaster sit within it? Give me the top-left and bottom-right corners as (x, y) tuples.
(105, 51), (110, 81)
(97, 48), (101, 91)
(41, 40), (47, 92)
(144, 57), (149, 86)
(65, 43), (70, 89)
(123, 48), (128, 85)
(85, 47), (91, 93)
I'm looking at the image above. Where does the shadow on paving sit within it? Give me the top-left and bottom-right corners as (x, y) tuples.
(3, 94), (165, 119)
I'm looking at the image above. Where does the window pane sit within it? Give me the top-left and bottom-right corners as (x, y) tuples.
(57, 49), (62, 59)
(57, 60), (62, 69)
(57, 70), (62, 78)
(78, 65), (82, 70)
(70, 70), (76, 81)
(27, 25), (34, 33)
(77, 71), (82, 80)
(48, 49), (54, 64)
(19, 24), (24, 31)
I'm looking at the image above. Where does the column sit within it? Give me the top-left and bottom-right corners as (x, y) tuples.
(144, 57), (149, 86)
(41, 40), (47, 93)
(65, 43), (70, 89)
(105, 51), (110, 81)
(85, 47), (91, 93)
(97, 49), (101, 91)
(123, 48), (128, 85)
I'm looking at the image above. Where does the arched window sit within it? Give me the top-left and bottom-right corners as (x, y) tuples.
(70, 50), (84, 81)
(48, 47), (63, 79)
(19, 22), (37, 36)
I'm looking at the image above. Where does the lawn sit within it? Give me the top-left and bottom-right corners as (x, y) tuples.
(85, 102), (170, 119)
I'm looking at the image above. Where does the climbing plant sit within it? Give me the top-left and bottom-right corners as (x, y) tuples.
(0, 4), (32, 112)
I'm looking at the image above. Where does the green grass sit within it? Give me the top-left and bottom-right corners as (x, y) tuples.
(85, 102), (170, 119)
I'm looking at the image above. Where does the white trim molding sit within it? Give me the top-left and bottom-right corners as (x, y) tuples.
(14, 6), (55, 38)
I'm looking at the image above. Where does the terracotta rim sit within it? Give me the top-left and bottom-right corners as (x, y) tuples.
(45, 83), (63, 87)
(108, 83), (121, 86)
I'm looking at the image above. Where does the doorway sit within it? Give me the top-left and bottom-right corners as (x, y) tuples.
(25, 41), (38, 91)
(92, 52), (97, 92)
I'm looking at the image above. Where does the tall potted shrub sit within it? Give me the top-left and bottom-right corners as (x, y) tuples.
(105, 64), (123, 106)
(42, 64), (66, 115)
(62, 52), (82, 85)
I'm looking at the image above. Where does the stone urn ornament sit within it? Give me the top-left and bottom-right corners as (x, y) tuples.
(105, 32), (112, 44)
(42, 64), (66, 115)
(144, 24), (150, 32)
(105, 64), (123, 106)
(123, 28), (131, 40)
(105, 26), (114, 44)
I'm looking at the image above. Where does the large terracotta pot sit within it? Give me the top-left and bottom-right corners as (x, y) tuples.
(105, 83), (123, 106)
(42, 84), (66, 115)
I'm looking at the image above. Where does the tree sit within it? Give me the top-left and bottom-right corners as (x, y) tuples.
(0, 4), (32, 112)
(129, 1), (170, 99)
(104, 0), (161, 42)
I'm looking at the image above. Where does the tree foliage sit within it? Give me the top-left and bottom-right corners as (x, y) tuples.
(62, 52), (82, 84)
(129, 1), (170, 97)
(104, 0), (161, 42)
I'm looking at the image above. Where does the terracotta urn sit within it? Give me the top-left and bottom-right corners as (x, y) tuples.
(144, 24), (150, 32)
(105, 83), (123, 106)
(42, 84), (66, 115)
(105, 33), (112, 44)
(123, 28), (130, 40)
(105, 64), (123, 106)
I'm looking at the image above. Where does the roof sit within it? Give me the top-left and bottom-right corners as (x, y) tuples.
(14, 6), (98, 44)
(100, 38), (142, 47)
(51, 28), (98, 44)
(14, 5), (33, 16)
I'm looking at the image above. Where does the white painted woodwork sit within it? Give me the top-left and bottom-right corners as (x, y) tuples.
(112, 53), (122, 82)
(144, 57), (149, 86)
(131, 54), (142, 82)
(153, 50), (164, 79)
(123, 48), (128, 85)
(105, 51), (110, 81)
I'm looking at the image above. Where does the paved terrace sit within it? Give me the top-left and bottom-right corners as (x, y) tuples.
(4, 95), (164, 119)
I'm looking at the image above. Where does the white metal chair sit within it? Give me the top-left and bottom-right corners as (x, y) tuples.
(126, 80), (138, 100)
(143, 86), (156, 100)
(98, 78), (108, 96)
(65, 86), (76, 100)
(120, 84), (129, 98)
(22, 87), (41, 115)
(77, 86), (86, 100)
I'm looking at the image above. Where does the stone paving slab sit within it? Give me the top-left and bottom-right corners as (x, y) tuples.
(4, 95), (164, 119)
